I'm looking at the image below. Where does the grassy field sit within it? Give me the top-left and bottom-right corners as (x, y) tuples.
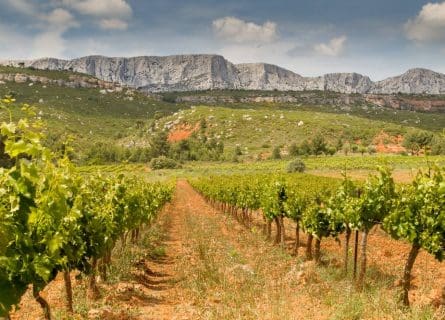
(76, 154), (445, 184)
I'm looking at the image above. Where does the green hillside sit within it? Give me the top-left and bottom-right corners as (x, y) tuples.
(155, 105), (444, 159)
(1, 67), (445, 163)
(0, 77), (180, 160)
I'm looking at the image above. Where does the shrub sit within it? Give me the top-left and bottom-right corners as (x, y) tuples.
(149, 156), (181, 170)
(234, 146), (243, 156)
(271, 146), (281, 159)
(326, 146), (337, 156)
(367, 145), (377, 155)
(286, 158), (306, 173)
(288, 143), (299, 157)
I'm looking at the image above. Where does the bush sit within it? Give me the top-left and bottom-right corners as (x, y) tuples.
(149, 156), (181, 170)
(286, 158), (306, 173)
(271, 146), (281, 159)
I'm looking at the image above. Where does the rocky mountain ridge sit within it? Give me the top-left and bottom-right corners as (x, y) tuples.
(1, 55), (445, 94)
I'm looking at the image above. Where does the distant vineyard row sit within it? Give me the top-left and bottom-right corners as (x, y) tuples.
(191, 170), (445, 307)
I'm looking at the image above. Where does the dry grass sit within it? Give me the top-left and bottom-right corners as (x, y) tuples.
(174, 202), (444, 320)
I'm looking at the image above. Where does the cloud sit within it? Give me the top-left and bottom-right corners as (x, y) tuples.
(313, 36), (347, 56)
(32, 31), (68, 57)
(99, 18), (128, 30)
(61, 0), (132, 18)
(44, 8), (78, 31)
(405, 1), (445, 42)
(2, 1), (79, 58)
(60, 0), (133, 31)
(212, 16), (278, 44)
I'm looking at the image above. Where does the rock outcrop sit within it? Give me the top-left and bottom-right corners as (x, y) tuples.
(1, 55), (445, 94)
(372, 68), (445, 95)
(0, 72), (123, 91)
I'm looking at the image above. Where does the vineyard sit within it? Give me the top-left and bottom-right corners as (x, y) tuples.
(0, 99), (174, 319)
(191, 170), (445, 307)
(1, 98), (444, 319)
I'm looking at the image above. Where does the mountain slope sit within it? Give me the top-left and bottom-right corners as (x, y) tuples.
(2, 55), (445, 94)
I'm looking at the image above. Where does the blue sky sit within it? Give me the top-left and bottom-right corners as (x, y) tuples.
(0, 0), (444, 80)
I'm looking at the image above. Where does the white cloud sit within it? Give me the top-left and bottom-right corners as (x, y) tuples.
(313, 36), (347, 56)
(44, 8), (78, 31)
(2, 2), (79, 58)
(99, 18), (128, 30)
(405, 1), (445, 42)
(32, 31), (68, 58)
(61, 0), (132, 18)
(212, 16), (278, 44)
(60, 0), (133, 31)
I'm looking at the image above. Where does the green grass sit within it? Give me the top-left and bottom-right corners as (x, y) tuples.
(156, 105), (445, 159)
(0, 81), (180, 157)
(76, 154), (445, 182)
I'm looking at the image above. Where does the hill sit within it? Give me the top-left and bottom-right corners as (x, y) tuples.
(1, 66), (445, 163)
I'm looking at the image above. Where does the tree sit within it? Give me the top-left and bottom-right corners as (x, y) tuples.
(402, 131), (433, 155)
(271, 146), (281, 159)
(299, 140), (312, 156)
(234, 145), (243, 156)
(342, 143), (351, 156)
(384, 168), (445, 306)
(326, 146), (337, 156)
(351, 144), (359, 153)
(367, 145), (377, 155)
(359, 146), (367, 156)
(336, 138), (344, 151)
(431, 136), (445, 155)
(311, 134), (327, 156)
(150, 130), (170, 157)
(288, 143), (299, 157)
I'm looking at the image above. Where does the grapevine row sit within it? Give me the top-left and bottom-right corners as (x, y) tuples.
(190, 169), (445, 307)
(0, 99), (174, 319)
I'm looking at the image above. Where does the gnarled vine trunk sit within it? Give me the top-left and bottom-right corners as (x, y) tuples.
(63, 271), (73, 313)
(266, 219), (272, 240)
(402, 243), (420, 306)
(344, 227), (351, 274)
(306, 234), (313, 260)
(279, 215), (285, 249)
(33, 286), (51, 320)
(357, 230), (368, 290)
(88, 258), (100, 300)
(353, 230), (359, 279)
(293, 221), (300, 256)
(274, 217), (281, 244)
(314, 237), (321, 264)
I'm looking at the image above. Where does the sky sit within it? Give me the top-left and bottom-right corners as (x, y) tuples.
(0, 0), (444, 80)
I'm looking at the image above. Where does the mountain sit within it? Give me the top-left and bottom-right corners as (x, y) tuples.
(372, 68), (445, 95)
(1, 55), (444, 94)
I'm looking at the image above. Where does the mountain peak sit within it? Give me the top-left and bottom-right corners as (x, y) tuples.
(1, 54), (444, 94)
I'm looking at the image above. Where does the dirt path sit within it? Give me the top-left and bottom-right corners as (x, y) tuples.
(134, 180), (198, 320)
